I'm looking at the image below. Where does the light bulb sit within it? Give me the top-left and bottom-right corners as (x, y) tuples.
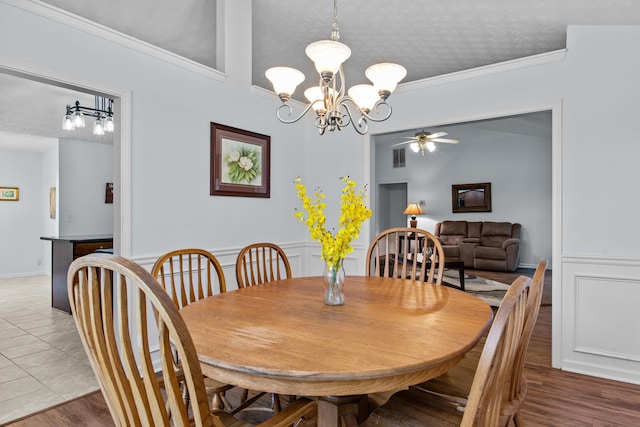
(410, 142), (420, 153)
(426, 141), (436, 152)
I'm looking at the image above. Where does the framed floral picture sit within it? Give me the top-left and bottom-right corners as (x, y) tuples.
(210, 122), (270, 198)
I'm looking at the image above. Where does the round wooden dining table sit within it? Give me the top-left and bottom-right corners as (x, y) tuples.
(179, 275), (493, 426)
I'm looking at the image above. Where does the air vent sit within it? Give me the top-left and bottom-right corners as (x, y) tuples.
(393, 148), (405, 168)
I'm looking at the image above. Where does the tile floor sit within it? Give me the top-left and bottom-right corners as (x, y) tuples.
(0, 275), (98, 425)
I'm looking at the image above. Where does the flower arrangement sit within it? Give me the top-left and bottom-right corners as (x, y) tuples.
(225, 146), (261, 184)
(294, 176), (372, 271)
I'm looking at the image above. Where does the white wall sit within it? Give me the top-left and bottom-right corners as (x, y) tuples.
(41, 143), (59, 276)
(0, 149), (44, 277)
(360, 26), (640, 383)
(58, 139), (113, 235)
(374, 119), (552, 268)
(3, 0), (640, 385)
(0, 0), (309, 284)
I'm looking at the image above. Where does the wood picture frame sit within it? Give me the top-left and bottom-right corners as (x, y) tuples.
(452, 182), (492, 213)
(210, 122), (270, 198)
(0, 186), (19, 201)
(105, 183), (114, 204)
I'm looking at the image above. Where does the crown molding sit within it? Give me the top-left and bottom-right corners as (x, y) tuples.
(2, 0), (226, 82)
(397, 49), (567, 93)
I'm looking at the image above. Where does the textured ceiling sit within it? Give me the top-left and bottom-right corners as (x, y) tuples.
(2, 0), (639, 151)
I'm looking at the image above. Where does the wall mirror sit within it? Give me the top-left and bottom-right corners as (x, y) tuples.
(452, 182), (492, 213)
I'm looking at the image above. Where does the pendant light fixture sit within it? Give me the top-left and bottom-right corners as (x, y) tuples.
(265, 0), (407, 135)
(62, 96), (114, 135)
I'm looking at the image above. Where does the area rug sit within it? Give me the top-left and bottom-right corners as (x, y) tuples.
(443, 270), (511, 308)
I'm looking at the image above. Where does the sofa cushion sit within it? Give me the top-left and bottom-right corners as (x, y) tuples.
(474, 246), (507, 260)
(467, 222), (483, 239)
(442, 245), (460, 259)
(480, 222), (513, 247)
(438, 221), (467, 245)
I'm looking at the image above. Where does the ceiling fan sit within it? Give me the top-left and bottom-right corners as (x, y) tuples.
(392, 130), (460, 156)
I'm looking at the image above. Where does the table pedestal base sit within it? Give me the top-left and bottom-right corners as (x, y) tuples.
(318, 395), (369, 427)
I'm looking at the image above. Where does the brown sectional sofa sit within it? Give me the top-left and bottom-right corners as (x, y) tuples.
(434, 220), (521, 272)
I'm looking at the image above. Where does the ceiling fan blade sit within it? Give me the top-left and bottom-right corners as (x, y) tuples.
(391, 140), (415, 147)
(431, 138), (460, 144)
(428, 132), (447, 139)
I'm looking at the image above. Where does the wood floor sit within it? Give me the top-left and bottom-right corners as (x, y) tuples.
(5, 268), (640, 427)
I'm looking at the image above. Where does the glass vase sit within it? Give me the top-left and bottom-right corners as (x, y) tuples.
(323, 258), (345, 306)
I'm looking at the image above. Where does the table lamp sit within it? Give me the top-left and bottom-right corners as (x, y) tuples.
(403, 203), (424, 228)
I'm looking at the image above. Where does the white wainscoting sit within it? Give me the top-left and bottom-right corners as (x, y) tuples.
(561, 255), (640, 385)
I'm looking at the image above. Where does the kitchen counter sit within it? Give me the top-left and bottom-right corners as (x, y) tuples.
(41, 235), (113, 313)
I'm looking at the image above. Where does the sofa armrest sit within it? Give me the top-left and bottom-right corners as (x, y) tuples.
(502, 238), (520, 249)
(461, 237), (481, 244)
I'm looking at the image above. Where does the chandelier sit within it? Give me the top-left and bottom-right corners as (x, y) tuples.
(265, 0), (406, 135)
(62, 96), (114, 136)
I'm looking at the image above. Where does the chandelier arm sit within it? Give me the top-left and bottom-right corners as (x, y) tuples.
(338, 102), (368, 135)
(364, 100), (393, 123)
(338, 96), (392, 123)
(70, 103), (112, 118)
(275, 102), (317, 124)
(314, 114), (329, 131)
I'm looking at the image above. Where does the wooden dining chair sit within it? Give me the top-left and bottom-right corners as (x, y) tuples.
(151, 248), (234, 411)
(361, 274), (531, 426)
(152, 248), (227, 308)
(67, 254), (316, 427)
(412, 260), (548, 426)
(366, 227), (445, 284)
(236, 242), (292, 289)
(235, 243), (292, 413)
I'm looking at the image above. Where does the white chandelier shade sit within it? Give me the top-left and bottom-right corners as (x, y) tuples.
(365, 63), (408, 95)
(305, 40), (351, 75)
(264, 67), (305, 101)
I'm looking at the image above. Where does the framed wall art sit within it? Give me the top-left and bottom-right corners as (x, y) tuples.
(105, 183), (114, 204)
(210, 122), (270, 198)
(49, 187), (56, 218)
(0, 186), (19, 201)
(452, 182), (492, 213)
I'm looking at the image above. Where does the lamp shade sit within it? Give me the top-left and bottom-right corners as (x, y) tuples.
(365, 62), (407, 94)
(348, 84), (379, 112)
(265, 67), (305, 96)
(305, 40), (351, 74)
(104, 116), (115, 133)
(62, 113), (74, 131)
(72, 110), (85, 128)
(403, 203), (424, 216)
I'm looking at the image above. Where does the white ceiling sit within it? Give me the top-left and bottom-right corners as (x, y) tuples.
(2, 0), (639, 151)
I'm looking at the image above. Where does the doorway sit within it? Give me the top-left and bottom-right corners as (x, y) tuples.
(0, 56), (132, 258)
(377, 182), (408, 233)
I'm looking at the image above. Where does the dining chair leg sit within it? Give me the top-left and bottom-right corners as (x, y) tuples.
(513, 410), (525, 426)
